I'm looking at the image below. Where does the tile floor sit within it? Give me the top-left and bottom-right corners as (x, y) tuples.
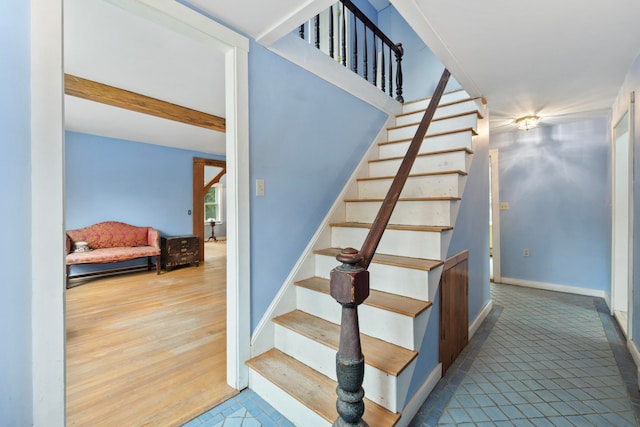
(183, 283), (640, 426)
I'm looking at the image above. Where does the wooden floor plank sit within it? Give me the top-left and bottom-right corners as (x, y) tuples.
(66, 241), (235, 427)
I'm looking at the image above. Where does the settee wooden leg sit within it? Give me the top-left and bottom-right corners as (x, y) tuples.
(156, 255), (161, 275)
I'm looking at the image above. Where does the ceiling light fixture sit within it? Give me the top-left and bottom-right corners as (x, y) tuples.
(515, 115), (540, 130)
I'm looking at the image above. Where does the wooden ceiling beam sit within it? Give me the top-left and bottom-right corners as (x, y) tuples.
(64, 74), (225, 133)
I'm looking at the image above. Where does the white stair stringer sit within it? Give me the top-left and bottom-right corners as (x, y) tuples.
(247, 90), (483, 425)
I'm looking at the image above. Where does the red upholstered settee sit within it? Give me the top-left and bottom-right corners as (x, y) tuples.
(66, 221), (161, 287)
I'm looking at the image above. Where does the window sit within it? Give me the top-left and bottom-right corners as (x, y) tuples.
(204, 184), (222, 222)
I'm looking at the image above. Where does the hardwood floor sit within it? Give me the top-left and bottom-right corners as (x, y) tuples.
(66, 240), (236, 426)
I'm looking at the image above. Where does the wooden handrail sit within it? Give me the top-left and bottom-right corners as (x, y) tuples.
(331, 68), (450, 426)
(359, 68), (451, 269)
(340, 0), (401, 56)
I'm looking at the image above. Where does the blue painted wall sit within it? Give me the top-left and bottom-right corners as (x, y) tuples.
(0, 1), (33, 425)
(448, 126), (491, 319)
(65, 131), (224, 273)
(491, 119), (611, 292)
(377, 5), (461, 102)
(248, 40), (388, 331)
(614, 52), (640, 345)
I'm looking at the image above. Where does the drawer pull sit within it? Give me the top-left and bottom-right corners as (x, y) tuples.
(181, 248), (187, 252)
(180, 240), (188, 244)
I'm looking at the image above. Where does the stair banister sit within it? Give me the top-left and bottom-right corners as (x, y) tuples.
(300, 0), (404, 102)
(330, 68), (451, 426)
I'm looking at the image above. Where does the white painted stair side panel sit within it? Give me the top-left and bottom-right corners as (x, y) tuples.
(396, 99), (480, 126)
(331, 226), (448, 261)
(358, 174), (464, 199)
(296, 285), (421, 350)
(387, 114), (478, 141)
(314, 254), (433, 300)
(274, 323), (406, 412)
(378, 130), (474, 158)
(249, 368), (331, 427)
(369, 150), (470, 177)
(345, 199), (457, 227)
(403, 91), (470, 113)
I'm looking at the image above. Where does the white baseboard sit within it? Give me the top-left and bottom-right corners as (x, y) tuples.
(469, 299), (493, 340)
(499, 277), (607, 299)
(396, 364), (442, 427)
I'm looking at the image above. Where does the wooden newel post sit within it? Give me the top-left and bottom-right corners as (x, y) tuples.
(330, 248), (370, 427)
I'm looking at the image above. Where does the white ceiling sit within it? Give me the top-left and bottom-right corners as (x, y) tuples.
(64, 0), (226, 154)
(391, 0), (640, 131)
(65, 0), (640, 148)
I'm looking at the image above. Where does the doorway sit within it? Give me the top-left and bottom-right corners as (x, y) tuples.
(194, 158), (227, 262)
(611, 96), (634, 338)
(31, 1), (250, 423)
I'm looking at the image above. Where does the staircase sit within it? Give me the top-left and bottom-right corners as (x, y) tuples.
(247, 89), (484, 426)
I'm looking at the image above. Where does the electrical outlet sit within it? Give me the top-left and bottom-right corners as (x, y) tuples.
(500, 202), (509, 210)
(256, 179), (265, 196)
(188, 210), (192, 215)
(523, 248), (530, 257)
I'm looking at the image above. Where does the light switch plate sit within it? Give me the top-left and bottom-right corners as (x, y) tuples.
(256, 179), (265, 196)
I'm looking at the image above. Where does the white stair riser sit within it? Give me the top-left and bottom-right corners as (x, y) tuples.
(403, 91), (469, 114)
(274, 324), (408, 412)
(378, 130), (474, 158)
(396, 100), (479, 126)
(331, 226), (448, 260)
(296, 286), (421, 350)
(314, 254), (432, 300)
(358, 174), (464, 199)
(369, 151), (470, 177)
(249, 369), (330, 427)
(388, 114), (478, 141)
(346, 199), (456, 227)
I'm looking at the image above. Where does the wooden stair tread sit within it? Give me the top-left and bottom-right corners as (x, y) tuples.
(388, 110), (483, 131)
(369, 147), (473, 164)
(402, 88), (466, 106)
(378, 127), (477, 146)
(274, 310), (418, 375)
(247, 349), (400, 426)
(357, 170), (467, 182)
(314, 247), (443, 272)
(396, 96), (482, 118)
(344, 196), (460, 202)
(330, 222), (453, 232)
(297, 275), (434, 318)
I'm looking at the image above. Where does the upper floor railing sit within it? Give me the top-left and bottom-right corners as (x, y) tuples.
(299, 0), (404, 103)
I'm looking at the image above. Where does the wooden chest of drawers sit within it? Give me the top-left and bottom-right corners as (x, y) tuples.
(161, 235), (199, 271)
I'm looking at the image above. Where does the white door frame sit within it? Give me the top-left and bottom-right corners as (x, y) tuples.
(31, 1), (251, 424)
(611, 92), (635, 339)
(489, 149), (502, 283)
